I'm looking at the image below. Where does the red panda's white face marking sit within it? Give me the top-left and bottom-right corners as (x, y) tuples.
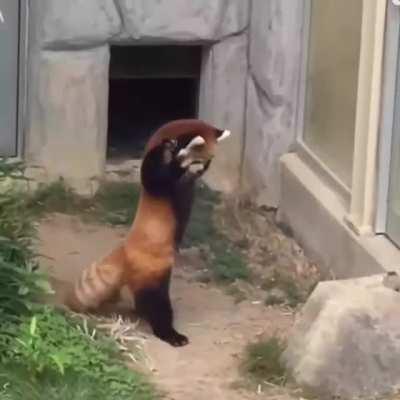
(177, 130), (231, 170)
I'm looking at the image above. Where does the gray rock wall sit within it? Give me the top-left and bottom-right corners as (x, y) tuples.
(242, 0), (304, 206)
(25, 0), (252, 195)
(199, 34), (248, 192)
(28, 47), (110, 195)
(41, 0), (121, 49)
(115, 0), (249, 43)
(24, 0), (303, 200)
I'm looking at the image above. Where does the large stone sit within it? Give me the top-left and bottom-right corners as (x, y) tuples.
(242, 0), (304, 206)
(282, 275), (400, 399)
(41, 0), (121, 48)
(26, 46), (110, 195)
(115, 0), (249, 43)
(198, 33), (248, 192)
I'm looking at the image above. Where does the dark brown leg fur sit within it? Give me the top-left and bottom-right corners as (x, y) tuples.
(134, 270), (188, 347)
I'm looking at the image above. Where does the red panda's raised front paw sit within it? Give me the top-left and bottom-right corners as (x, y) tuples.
(161, 139), (178, 165)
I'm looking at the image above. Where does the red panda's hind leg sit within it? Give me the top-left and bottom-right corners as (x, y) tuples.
(134, 270), (188, 347)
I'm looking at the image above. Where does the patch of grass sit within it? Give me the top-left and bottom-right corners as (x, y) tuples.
(28, 179), (140, 226)
(183, 183), (220, 247)
(262, 271), (304, 308)
(242, 337), (287, 385)
(0, 160), (157, 400)
(185, 183), (250, 283)
(0, 161), (51, 322)
(28, 179), (81, 216)
(93, 181), (140, 225)
(211, 247), (250, 283)
(0, 309), (157, 400)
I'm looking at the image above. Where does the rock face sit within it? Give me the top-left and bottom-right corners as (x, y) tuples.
(282, 275), (400, 399)
(41, 0), (121, 48)
(25, 0), (305, 198)
(27, 46), (110, 195)
(243, 0), (304, 206)
(199, 33), (248, 192)
(115, 0), (249, 42)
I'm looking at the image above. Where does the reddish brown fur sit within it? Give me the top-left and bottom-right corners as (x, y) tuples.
(67, 119), (223, 314)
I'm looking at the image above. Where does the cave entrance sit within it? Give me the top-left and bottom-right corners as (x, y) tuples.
(107, 45), (202, 161)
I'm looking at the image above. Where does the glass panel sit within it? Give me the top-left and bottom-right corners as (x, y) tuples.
(386, 34), (400, 245)
(303, 0), (363, 187)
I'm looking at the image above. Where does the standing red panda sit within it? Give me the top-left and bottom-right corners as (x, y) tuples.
(67, 119), (231, 346)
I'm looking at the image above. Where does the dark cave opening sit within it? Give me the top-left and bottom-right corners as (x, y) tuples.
(107, 45), (202, 160)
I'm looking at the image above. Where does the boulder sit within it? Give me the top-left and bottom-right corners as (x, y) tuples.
(282, 274), (400, 399)
(115, 0), (249, 42)
(41, 0), (121, 48)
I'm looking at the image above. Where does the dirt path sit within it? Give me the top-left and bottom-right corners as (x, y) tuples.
(38, 214), (297, 400)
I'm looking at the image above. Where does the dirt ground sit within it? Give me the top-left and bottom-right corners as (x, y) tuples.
(38, 213), (302, 400)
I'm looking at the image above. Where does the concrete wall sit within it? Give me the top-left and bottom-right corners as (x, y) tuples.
(23, 0), (305, 200)
(24, 0), (250, 194)
(242, 0), (304, 207)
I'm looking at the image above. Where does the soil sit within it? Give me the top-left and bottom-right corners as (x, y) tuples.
(37, 213), (303, 400)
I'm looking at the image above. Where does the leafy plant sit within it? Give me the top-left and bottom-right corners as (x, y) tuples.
(0, 160), (157, 400)
(0, 159), (50, 322)
(0, 308), (157, 400)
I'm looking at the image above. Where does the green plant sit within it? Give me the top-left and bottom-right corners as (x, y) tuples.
(0, 161), (156, 399)
(242, 337), (287, 385)
(28, 179), (140, 226)
(28, 179), (80, 216)
(93, 181), (140, 225)
(0, 309), (157, 400)
(185, 183), (250, 283)
(212, 247), (250, 282)
(0, 160), (51, 322)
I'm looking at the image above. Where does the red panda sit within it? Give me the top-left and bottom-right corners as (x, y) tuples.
(67, 119), (231, 346)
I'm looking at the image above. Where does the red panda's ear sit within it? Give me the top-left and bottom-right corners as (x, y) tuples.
(216, 129), (231, 142)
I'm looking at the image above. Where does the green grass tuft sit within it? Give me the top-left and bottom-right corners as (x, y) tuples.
(93, 181), (140, 225)
(242, 337), (287, 385)
(211, 248), (250, 283)
(185, 183), (250, 283)
(28, 179), (79, 216)
(28, 179), (140, 226)
(0, 309), (157, 400)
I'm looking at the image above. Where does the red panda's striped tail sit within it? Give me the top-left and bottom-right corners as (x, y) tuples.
(67, 247), (126, 312)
